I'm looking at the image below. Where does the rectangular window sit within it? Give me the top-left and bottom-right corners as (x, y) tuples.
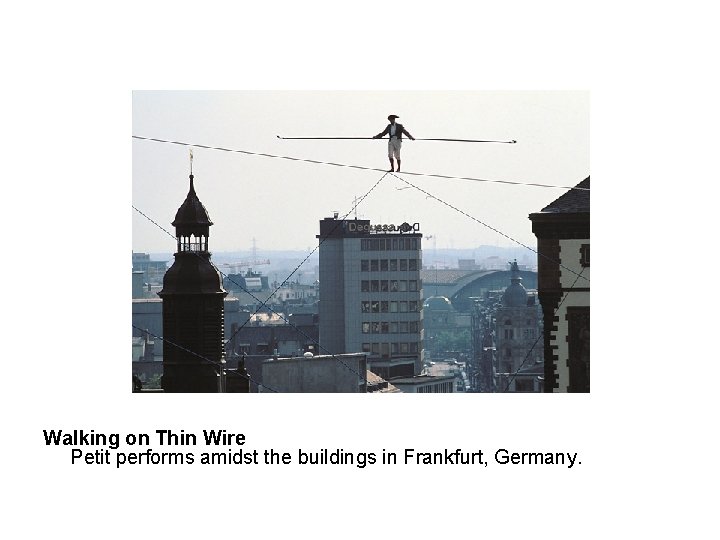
(362, 343), (371, 352)
(370, 259), (379, 272)
(389, 259), (397, 271)
(408, 259), (418, 271)
(390, 280), (399, 292)
(409, 342), (418, 353)
(399, 321), (409, 333)
(400, 342), (409, 353)
(381, 322), (389, 334)
(380, 301), (389, 313)
(361, 301), (370, 313)
(371, 343), (380, 354)
(371, 301), (380, 313)
(580, 244), (590, 267)
(390, 322), (398, 333)
(400, 259), (408, 271)
(362, 322), (370, 334)
(370, 239), (378, 251)
(371, 322), (380, 334)
(361, 260), (369, 272)
(392, 238), (398, 250)
(380, 280), (389, 292)
(381, 343), (390, 358)
(380, 259), (388, 271)
(409, 321), (418, 333)
(391, 342), (399, 354)
(399, 238), (406, 250)
(390, 301), (398, 313)
(504, 329), (514, 340)
(361, 239), (368, 251)
(371, 280), (379, 292)
(409, 280), (417, 292)
(361, 280), (369, 292)
(412, 238), (418, 250)
(409, 300), (418, 312)
(399, 280), (408, 292)
(400, 301), (408, 312)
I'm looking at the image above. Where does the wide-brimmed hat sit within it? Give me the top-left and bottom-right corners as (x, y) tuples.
(387, 114), (399, 120)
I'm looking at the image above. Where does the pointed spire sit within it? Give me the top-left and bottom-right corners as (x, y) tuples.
(509, 259), (521, 283)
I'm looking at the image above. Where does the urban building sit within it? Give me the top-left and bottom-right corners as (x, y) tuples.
(158, 173), (230, 393)
(223, 269), (269, 293)
(494, 261), (543, 392)
(529, 176), (590, 392)
(389, 375), (456, 393)
(420, 268), (537, 312)
(229, 314), (319, 358)
(318, 216), (424, 376)
(260, 352), (368, 393)
(423, 295), (471, 362)
(132, 252), (168, 283)
(470, 296), (499, 392)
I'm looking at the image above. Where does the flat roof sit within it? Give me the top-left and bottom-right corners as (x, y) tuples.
(390, 375), (455, 385)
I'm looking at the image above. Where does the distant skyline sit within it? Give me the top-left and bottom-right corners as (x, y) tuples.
(132, 91), (589, 255)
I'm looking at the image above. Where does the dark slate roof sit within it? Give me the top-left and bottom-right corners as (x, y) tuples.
(540, 177), (590, 213)
(172, 175), (213, 228)
(502, 282), (528, 307)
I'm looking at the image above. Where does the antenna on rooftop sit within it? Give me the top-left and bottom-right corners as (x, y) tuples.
(189, 148), (193, 175)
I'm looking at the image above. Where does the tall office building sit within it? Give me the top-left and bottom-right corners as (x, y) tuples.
(318, 216), (424, 376)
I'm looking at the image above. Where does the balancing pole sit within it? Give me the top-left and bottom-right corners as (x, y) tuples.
(277, 135), (516, 144)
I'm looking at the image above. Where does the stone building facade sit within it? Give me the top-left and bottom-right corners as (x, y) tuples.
(494, 261), (543, 392)
(529, 177), (590, 392)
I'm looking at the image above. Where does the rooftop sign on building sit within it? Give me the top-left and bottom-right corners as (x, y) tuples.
(318, 217), (421, 239)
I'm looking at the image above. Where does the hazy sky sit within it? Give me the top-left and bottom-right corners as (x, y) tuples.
(132, 91), (588, 254)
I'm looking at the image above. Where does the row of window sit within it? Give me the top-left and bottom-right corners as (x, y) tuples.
(417, 382), (453, 393)
(361, 279), (420, 293)
(504, 319), (534, 326)
(362, 342), (420, 355)
(361, 238), (420, 251)
(362, 321), (421, 334)
(361, 300), (421, 313)
(361, 259), (419, 272)
(501, 329), (536, 340)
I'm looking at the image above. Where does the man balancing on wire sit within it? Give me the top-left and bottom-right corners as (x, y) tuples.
(373, 114), (415, 172)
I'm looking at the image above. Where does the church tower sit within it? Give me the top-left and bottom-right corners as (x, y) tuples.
(159, 173), (227, 392)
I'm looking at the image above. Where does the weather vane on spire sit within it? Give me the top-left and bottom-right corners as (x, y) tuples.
(189, 148), (194, 175)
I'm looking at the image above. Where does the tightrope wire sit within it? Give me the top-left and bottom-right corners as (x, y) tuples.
(389, 172), (589, 284)
(132, 135), (588, 191)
